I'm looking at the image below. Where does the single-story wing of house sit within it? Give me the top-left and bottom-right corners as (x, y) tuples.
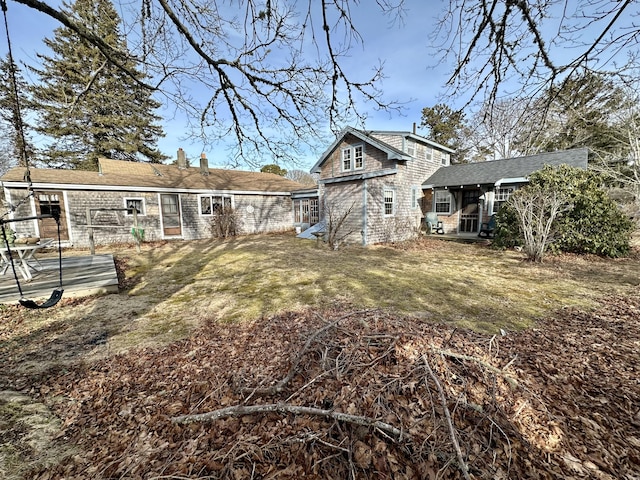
(0, 152), (305, 247)
(422, 147), (590, 235)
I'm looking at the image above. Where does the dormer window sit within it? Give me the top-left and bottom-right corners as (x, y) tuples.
(406, 139), (416, 157)
(341, 144), (364, 172)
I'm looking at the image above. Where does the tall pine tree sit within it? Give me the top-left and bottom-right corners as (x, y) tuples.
(30, 0), (166, 170)
(0, 55), (36, 172)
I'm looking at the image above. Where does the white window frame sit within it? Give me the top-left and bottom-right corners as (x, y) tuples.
(441, 152), (450, 166)
(434, 190), (452, 214)
(124, 197), (145, 216)
(411, 186), (421, 210)
(341, 144), (365, 172)
(406, 139), (416, 157)
(199, 194), (232, 216)
(425, 146), (433, 161)
(383, 188), (395, 217)
(492, 187), (515, 214)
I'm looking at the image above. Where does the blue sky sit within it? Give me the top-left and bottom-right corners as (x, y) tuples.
(6, 1), (634, 170)
(3, 1), (456, 170)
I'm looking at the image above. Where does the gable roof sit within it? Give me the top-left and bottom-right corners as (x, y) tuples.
(423, 148), (589, 188)
(0, 158), (304, 194)
(310, 127), (411, 174)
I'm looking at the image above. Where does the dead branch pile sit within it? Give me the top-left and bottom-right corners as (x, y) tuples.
(27, 294), (640, 479)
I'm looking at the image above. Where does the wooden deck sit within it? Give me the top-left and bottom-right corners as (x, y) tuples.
(0, 254), (119, 305)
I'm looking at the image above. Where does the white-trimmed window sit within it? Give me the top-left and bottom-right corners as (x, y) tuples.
(200, 195), (232, 215)
(341, 144), (365, 172)
(441, 152), (450, 166)
(425, 146), (433, 161)
(124, 198), (145, 216)
(492, 187), (515, 214)
(383, 188), (395, 216)
(406, 139), (416, 157)
(411, 186), (421, 210)
(434, 190), (452, 214)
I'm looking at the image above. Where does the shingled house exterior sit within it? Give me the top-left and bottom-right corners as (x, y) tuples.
(310, 127), (455, 245)
(0, 156), (304, 248)
(308, 128), (589, 244)
(422, 148), (590, 234)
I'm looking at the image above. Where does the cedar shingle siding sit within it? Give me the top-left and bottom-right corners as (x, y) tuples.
(0, 158), (303, 247)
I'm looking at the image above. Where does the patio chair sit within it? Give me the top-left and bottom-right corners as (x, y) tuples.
(424, 212), (444, 235)
(478, 215), (496, 238)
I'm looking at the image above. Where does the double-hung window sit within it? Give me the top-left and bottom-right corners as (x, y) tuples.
(200, 195), (231, 215)
(124, 198), (145, 216)
(434, 190), (452, 214)
(493, 187), (514, 214)
(383, 189), (395, 216)
(341, 144), (364, 172)
(411, 186), (421, 210)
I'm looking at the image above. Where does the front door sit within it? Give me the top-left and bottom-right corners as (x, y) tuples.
(460, 189), (480, 233)
(160, 194), (182, 236)
(35, 191), (69, 240)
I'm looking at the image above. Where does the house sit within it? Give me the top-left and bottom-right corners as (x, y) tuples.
(309, 126), (455, 245)
(308, 127), (589, 244)
(422, 148), (589, 234)
(0, 152), (305, 247)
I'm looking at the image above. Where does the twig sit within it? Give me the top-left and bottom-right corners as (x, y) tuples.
(423, 355), (472, 480)
(432, 347), (519, 388)
(172, 403), (406, 441)
(240, 310), (375, 397)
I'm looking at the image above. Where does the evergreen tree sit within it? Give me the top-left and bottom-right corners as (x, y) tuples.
(30, 0), (166, 170)
(0, 55), (37, 170)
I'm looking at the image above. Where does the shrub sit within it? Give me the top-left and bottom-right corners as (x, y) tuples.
(210, 208), (238, 238)
(495, 165), (634, 258)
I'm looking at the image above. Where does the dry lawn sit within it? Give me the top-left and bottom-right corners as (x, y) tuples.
(1, 233), (639, 478)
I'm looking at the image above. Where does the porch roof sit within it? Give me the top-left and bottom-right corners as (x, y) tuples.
(422, 148), (589, 189)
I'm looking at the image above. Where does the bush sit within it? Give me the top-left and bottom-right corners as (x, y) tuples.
(210, 208), (238, 238)
(495, 165), (634, 258)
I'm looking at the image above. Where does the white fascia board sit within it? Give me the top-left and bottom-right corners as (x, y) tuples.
(494, 177), (528, 186)
(1, 181), (293, 196)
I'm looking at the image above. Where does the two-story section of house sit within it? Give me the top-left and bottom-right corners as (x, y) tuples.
(310, 127), (454, 245)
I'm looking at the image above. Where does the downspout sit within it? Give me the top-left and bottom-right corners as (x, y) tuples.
(362, 179), (368, 246)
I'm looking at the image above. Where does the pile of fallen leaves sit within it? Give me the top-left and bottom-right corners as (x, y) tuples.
(9, 294), (640, 479)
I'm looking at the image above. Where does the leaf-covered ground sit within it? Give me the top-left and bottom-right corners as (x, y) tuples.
(2, 294), (638, 479)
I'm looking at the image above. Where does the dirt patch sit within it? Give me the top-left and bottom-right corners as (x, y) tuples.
(13, 293), (639, 479)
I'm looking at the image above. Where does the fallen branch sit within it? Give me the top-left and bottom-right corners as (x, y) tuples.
(423, 355), (472, 480)
(172, 403), (406, 441)
(433, 347), (519, 388)
(241, 310), (377, 398)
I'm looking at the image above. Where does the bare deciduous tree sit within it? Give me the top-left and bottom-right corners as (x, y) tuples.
(434, 1), (638, 110)
(509, 185), (571, 262)
(14, 0), (405, 167)
(324, 199), (356, 250)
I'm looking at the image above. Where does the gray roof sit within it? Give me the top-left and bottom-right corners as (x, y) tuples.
(423, 148), (589, 188)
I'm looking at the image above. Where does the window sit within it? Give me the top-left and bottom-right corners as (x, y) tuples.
(441, 152), (450, 166)
(341, 144), (364, 171)
(342, 147), (352, 171)
(434, 190), (452, 214)
(492, 187), (514, 214)
(406, 139), (416, 156)
(411, 186), (421, 210)
(425, 146), (433, 161)
(200, 195), (232, 215)
(354, 145), (364, 169)
(293, 199), (319, 225)
(124, 198), (145, 216)
(384, 189), (395, 216)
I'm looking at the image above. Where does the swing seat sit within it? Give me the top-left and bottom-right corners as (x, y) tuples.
(19, 288), (64, 309)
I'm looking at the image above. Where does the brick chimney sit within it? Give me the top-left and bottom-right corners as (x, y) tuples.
(200, 152), (210, 176)
(177, 148), (187, 169)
